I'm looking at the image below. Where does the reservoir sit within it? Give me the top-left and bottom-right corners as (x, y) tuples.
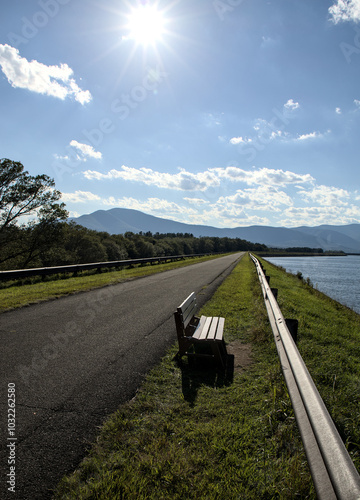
(264, 255), (360, 315)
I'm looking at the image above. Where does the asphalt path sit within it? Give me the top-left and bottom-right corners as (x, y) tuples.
(0, 252), (243, 499)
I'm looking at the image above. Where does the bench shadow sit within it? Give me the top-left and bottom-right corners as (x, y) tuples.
(176, 354), (234, 407)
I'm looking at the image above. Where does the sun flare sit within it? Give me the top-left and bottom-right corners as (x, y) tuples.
(126, 5), (166, 46)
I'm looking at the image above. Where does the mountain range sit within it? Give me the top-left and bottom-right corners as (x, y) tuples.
(71, 208), (360, 253)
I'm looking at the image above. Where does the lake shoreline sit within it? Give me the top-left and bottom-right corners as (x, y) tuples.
(263, 254), (360, 315)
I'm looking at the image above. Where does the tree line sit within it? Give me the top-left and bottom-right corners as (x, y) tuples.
(0, 221), (268, 270)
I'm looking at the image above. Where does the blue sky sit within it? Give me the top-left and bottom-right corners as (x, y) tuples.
(1, 0), (360, 228)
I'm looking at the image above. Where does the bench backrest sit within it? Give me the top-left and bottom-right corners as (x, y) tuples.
(174, 292), (197, 338)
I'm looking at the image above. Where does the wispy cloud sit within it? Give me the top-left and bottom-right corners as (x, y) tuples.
(284, 98), (300, 111)
(280, 204), (360, 227)
(70, 141), (102, 160)
(184, 197), (210, 205)
(229, 136), (252, 145)
(211, 166), (314, 187)
(295, 131), (323, 141)
(103, 196), (197, 218)
(83, 165), (315, 191)
(218, 185), (293, 212)
(329, 0), (360, 23)
(229, 99), (300, 148)
(298, 185), (350, 206)
(84, 166), (220, 191)
(61, 191), (101, 203)
(0, 44), (91, 104)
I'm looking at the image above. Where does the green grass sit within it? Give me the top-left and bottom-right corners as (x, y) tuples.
(54, 253), (337, 499)
(0, 254), (225, 312)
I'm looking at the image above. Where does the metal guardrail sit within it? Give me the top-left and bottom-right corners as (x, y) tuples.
(250, 253), (360, 500)
(0, 254), (208, 281)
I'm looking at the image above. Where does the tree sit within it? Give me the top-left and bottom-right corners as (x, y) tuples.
(0, 159), (68, 268)
(0, 159), (67, 231)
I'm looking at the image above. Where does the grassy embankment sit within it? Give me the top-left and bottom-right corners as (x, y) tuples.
(0, 254), (225, 312)
(53, 253), (360, 499)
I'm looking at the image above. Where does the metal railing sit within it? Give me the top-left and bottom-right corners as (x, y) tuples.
(0, 254), (209, 281)
(250, 253), (360, 500)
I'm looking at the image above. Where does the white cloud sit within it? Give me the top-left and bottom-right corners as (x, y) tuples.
(284, 99), (300, 111)
(103, 197), (199, 224)
(61, 191), (101, 203)
(354, 99), (360, 107)
(280, 204), (360, 227)
(253, 118), (285, 138)
(83, 166), (220, 191)
(54, 153), (86, 163)
(295, 131), (322, 141)
(336, 107), (342, 114)
(0, 44), (91, 104)
(228, 100), (301, 151)
(184, 197), (210, 205)
(218, 185), (293, 212)
(211, 166), (314, 187)
(329, 0), (360, 23)
(70, 140), (102, 160)
(106, 196), (193, 212)
(229, 136), (252, 145)
(195, 203), (270, 227)
(298, 185), (350, 206)
(84, 165), (315, 193)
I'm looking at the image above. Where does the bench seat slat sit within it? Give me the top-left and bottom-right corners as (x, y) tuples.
(216, 317), (225, 341)
(200, 316), (213, 340)
(207, 317), (219, 340)
(192, 316), (209, 340)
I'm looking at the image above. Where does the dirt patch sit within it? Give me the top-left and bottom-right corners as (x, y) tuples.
(226, 341), (253, 373)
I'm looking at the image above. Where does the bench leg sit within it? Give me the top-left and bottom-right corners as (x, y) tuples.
(175, 337), (195, 361)
(210, 341), (227, 370)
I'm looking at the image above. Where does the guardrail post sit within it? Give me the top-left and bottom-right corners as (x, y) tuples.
(271, 288), (278, 300)
(285, 318), (298, 344)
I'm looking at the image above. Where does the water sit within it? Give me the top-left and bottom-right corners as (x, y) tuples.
(264, 255), (360, 314)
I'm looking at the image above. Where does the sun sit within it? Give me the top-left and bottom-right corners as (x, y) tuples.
(125, 4), (166, 46)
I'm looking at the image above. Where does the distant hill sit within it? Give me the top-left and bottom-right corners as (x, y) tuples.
(71, 208), (360, 253)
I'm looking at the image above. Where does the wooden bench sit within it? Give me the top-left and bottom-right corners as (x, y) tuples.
(174, 292), (228, 369)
